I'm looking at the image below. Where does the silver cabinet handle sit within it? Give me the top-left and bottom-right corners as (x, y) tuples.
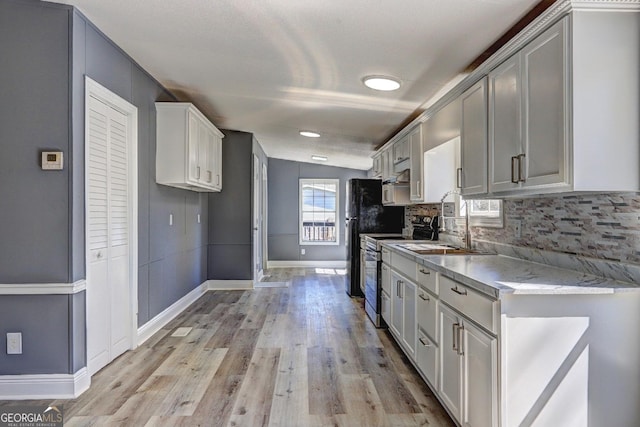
(419, 293), (429, 302)
(382, 265), (388, 271)
(457, 324), (465, 356)
(419, 337), (431, 347)
(452, 323), (459, 352)
(217, 175), (220, 185)
(416, 180), (421, 197)
(396, 280), (401, 298)
(207, 170), (212, 182)
(96, 251), (103, 259)
(456, 167), (463, 189)
(419, 268), (430, 275)
(518, 153), (526, 183)
(196, 166), (201, 179)
(511, 156), (519, 184)
(451, 286), (468, 296)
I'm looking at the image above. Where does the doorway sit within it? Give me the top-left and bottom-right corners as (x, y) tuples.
(85, 77), (138, 376)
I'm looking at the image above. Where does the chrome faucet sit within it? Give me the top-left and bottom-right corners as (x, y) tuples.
(440, 189), (471, 250)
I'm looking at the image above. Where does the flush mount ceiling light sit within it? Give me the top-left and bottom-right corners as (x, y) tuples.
(362, 75), (401, 91)
(300, 130), (320, 138)
(311, 155), (328, 162)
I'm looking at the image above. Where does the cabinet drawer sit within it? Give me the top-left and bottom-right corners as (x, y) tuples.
(417, 289), (438, 343)
(381, 262), (392, 295)
(392, 252), (417, 282)
(381, 247), (392, 264)
(440, 275), (498, 334)
(417, 330), (438, 389)
(416, 265), (438, 295)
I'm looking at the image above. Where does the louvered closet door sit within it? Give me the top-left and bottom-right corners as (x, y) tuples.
(87, 94), (132, 376)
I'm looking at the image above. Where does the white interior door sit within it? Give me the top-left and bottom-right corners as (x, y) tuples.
(86, 78), (138, 376)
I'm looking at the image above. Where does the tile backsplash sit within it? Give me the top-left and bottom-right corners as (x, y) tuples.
(408, 192), (640, 266)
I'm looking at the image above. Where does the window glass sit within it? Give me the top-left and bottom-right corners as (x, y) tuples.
(300, 179), (339, 244)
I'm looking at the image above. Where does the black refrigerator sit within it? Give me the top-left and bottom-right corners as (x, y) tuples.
(345, 179), (405, 296)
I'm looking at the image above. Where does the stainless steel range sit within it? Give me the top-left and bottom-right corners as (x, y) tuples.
(363, 215), (439, 327)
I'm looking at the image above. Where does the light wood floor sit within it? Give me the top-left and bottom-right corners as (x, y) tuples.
(1, 268), (455, 427)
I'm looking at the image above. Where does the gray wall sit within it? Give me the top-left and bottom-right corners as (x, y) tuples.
(268, 158), (367, 261)
(208, 130), (267, 280)
(73, 9), (210, 325)
(0, 0), (209, 375)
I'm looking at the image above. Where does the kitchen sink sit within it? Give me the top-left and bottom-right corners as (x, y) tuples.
(397, 243), (482, 255)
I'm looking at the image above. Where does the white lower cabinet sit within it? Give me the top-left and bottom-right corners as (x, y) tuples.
(439, 304), (497, 427)
(390, 270), (417, 358)
(381, 290), (391, 325)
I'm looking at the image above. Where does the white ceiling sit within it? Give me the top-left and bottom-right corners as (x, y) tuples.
(46, 0), (541, 170)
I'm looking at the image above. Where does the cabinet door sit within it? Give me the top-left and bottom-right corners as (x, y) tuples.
(381, 262), (391, 295)
(409, 125), (424, 202)
(460, 78), (488, 196)
(212, 135), (222, 190)
(381, 149), (392, 181)
(462, 321), (498, 427)
(489, 55), (522, 193)
(198, 122), (212, 187)
(391, 271), (404, 338)
(372, 153), (382, 178)
(381, 290), (391, 325)
(439, 305), (463, 423)
(522, 18), (568, 189)
(402, 279), (417, 358)
(187, 113), (200, 184)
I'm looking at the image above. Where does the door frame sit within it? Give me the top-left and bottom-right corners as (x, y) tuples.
(84, 76), (139, 374)
(253, 154), (263, 282)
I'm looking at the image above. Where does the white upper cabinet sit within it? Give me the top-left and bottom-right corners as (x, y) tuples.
(486, 13), (640, 196)
(409, 124), (424, 202)
(460, 78), (488, 197)
(374, 6), (640, 198)
(371, 152), (383, 178)
(156, 102), (224, 192)
(489, 18), (568, 195)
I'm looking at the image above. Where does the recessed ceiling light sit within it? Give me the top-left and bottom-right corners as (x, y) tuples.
(311, 155), (328, 162)
(363, 75), (401, 91)
(300, 130), (320, 138)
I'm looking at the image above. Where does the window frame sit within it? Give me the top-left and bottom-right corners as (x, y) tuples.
(458, 198), (504, 228)
(299, 178), (340, 246)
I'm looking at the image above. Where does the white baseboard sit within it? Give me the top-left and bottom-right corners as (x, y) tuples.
(137, 282), (208, 345)
(267, 260), (347, 269)
(0, 368), (90, 400)
(206, 280), (254, 290)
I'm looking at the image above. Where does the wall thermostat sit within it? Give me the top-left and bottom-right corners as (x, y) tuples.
(41, 151), (64, 170)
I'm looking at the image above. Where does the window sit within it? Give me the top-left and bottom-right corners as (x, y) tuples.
(299, 179), (339, 245)
(460, 198), (504, 228)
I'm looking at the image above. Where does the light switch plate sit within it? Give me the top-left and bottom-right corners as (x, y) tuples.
(7, 332), (22, 355)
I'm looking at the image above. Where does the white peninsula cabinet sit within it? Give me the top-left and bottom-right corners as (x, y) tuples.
(156, 102), (224, 192)
(382, 243), (640, 427)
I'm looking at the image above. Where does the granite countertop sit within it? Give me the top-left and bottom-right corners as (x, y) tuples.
(382, 243), (640, 299)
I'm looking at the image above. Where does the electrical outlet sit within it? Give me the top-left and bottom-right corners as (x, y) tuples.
(301, 248), (306, 255)
(514, 220), (522, 239)
(7, 332), (22, 355)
